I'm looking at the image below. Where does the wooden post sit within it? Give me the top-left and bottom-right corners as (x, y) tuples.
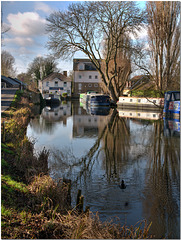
(63, 178), (71, 207)
(79, 195), (84, 212)
(76, 189), (81, 209)
(76, 189), (84, 212)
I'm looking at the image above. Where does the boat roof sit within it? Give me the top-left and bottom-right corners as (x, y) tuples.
(165, 91), (180, 94)
(89, 93), (110, 97)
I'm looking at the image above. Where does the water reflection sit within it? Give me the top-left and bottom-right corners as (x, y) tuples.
(143, 120), (180, 238)
(28, 102), (71, 134)
(27, 101), (180, 239)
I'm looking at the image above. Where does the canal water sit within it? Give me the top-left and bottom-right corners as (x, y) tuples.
(26, 100), (180, 239)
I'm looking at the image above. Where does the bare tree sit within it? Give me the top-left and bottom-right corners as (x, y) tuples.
(27, 56), (59, 85)
(1, 4), (10, 46)
(1, 50), (16, 77)
(146, 1), (180, 91)
(46, 1), (145, 101)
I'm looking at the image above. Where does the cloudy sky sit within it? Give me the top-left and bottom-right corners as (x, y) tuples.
(2, 1), (146, 75)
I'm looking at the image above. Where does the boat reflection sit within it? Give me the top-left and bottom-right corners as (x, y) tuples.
(80, 102), (111, 116)
(164, 118), (180, 137)
(42, 102), (71, 122)
(118, 108), (162, 120)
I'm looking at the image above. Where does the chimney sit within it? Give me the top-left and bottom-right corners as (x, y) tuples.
(63, 71), (67, 77)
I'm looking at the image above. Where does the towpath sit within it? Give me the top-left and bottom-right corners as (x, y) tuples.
(1, 88), (18, 112)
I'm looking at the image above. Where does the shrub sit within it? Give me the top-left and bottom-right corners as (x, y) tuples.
(130, 90), (165, 98)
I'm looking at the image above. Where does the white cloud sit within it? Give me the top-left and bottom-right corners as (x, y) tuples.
(4, 37), (34, 47)
(7, 12), (47, 36)
(130, 25), (148, 40)
(34, 2), (53, 14)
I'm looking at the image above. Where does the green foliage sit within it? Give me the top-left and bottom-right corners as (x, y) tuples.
(1, 204), (12, 217)
(1, 175), (28, 193)
(62, 92), (68, 98)
(130, 90), (165, 98)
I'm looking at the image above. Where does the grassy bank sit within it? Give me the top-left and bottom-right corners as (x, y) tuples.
(1, 89), (153, 239)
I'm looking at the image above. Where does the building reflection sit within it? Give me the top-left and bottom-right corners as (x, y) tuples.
(29, 101), (71, 134)
(72, 103), (112, 138)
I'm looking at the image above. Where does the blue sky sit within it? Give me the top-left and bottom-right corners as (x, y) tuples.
(1, 1), (146, 75)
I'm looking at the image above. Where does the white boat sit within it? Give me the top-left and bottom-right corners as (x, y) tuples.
(117, 96), (164, 110)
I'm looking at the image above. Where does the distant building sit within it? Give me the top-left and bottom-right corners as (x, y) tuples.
(73, 59), (102, 97)
(39, 72), (72, 97)
(123, 75), (152, 95)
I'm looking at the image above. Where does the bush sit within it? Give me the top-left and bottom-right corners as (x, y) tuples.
(130, 90), (165, 98)
(62, 92), (67, 98)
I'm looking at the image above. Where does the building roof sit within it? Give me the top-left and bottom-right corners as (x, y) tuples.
(42, 72), (71, 82)
(8, 77), (27, 86)
(73, 58), (99, 71)
(1, 75), (20, 86)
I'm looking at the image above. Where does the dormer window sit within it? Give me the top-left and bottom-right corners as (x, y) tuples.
(55, 81), (58, 87)
(78, 63), (85, 70)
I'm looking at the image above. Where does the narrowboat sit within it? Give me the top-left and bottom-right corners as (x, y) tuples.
(117, 96), (164, 111)
(163, 91), (180, 120)
(88, 93), (111, 107)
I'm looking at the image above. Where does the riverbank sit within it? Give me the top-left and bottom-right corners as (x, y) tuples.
(1, 89), (153, 239)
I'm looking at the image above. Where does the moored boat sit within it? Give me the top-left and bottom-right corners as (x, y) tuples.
(89, 93), (110, 106)
(163, 91), (180, 120)
(117, 96), (164, 111)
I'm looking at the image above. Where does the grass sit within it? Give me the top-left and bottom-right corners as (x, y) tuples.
(1, 89), (153, 239)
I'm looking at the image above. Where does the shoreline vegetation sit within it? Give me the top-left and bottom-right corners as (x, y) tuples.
(1, 88), (153, 239)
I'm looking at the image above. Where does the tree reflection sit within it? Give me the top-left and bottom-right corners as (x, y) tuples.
(50, 109), (131, 185)
(143, 120), (180, 238)
(102, 110), (130, 180)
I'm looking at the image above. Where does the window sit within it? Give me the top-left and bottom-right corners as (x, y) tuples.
(88, 83), (92, 87)
(130, 99), (133, 102)
(89, 75), (92, 79)
(55, 81), (58, 87)
(94, 83), (98, 87)
(64, 82), (67, 87)
(78, 63), (84, 70)
(79, 75), (82, 79)
(46, 82), (49, 87)
(138, 99), (141, 102)
(95, 75), (98, 79)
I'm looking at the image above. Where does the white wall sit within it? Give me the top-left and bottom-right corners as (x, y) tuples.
(42, 78), (71, 96)
(74, 71), (101, 83)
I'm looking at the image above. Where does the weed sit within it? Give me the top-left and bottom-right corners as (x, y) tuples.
(1, 204), (12, 217)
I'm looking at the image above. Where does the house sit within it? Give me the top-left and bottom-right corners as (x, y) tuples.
(39, 72), (72, 98)
(73, 59), (102, 97)
(1, 75), (20, 88)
